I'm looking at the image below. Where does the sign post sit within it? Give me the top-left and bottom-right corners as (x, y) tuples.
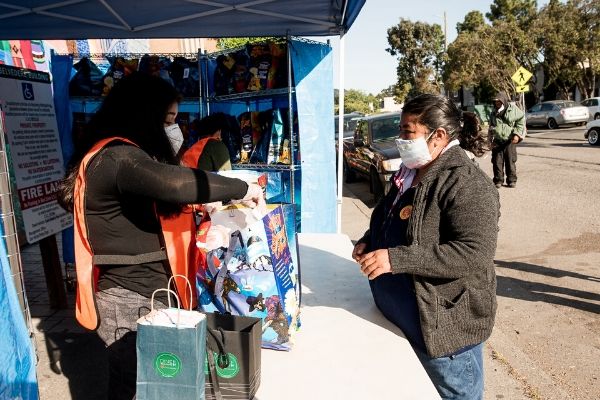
(511, 66), (533, 110)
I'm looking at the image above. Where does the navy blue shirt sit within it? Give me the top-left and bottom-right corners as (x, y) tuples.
(369, 187), (427, 353)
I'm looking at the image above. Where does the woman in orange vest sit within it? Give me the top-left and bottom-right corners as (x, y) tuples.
(58, 73), (262, 400)
(182, 112), (232, 171)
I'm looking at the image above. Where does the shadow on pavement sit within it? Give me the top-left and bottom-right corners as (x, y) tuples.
(496, 274), (600, 314)
(550, 143), (596, 148)
(495, 260), (600, 282)
(37, 319), (108, 400)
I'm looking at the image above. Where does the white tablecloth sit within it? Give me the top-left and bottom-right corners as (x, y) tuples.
(254, 233), (440, 400)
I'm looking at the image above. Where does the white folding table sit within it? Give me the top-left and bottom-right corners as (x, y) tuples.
(255, 233), (440, 400)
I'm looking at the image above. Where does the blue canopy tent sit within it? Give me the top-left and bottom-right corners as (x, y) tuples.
(0, 1), (364, 39)
(0, 2), (364, 398)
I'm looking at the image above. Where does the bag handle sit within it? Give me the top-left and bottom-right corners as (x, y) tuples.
(150, 288), (181, 326)
(167, 274), (193, 311)
(206, 345), (224, 400)
(206, 326), (228, 400)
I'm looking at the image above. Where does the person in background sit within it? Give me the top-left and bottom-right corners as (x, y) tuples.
(58, 74), (262, 400)
(353, 94), (500, 400)
(181, 113), (231, 171)
(488, 91), (525, 188)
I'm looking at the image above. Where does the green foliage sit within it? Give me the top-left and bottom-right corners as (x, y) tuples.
(334, 89), (379, 114)
(530, 0), (599, 99)
(377, 84), (400, 100)
(486, 0), (538, 28)
(456, 11), (485, 34)
(386, 19), (446, 102)
(444, 19), (537, 97)
(216, 37), (280, 50)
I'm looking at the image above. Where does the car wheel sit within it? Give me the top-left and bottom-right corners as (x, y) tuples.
(594, 113), (600, 120)
(370, 169), (384, 202)
(588, 128), (600, 146)
(547, 118), (558, 129)
(343, 159), (357, 183)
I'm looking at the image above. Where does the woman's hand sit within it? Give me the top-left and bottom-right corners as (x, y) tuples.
(358, 249), (392, 280)
(238, 183), (265, 209)
(352, 242), (367, 262)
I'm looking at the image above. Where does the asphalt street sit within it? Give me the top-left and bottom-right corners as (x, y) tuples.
(344, 124), (600, 400)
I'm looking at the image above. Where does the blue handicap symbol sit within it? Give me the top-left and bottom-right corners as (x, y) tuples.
(21, 82), (34, 100)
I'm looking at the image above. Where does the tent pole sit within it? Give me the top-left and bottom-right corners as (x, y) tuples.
(336, 31), (345, 233)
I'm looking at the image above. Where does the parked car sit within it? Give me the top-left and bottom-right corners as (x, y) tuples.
(580, 97), (600, 121)
(334, 112), (364, 142)
(343, 112), (402, 200)
(335, 112), (363, 169)
(526, 100), (589, 129)
(584, 119), (600, 145)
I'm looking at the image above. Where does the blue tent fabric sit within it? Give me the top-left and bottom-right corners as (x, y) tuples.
(0, 1), (365, 39)
(290, 39), (336, 233)
(51, 52), (75, 265)
(0, 223), (39, 400)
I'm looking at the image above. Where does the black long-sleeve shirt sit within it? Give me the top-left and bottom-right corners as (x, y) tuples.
(85, 143), (247, 299)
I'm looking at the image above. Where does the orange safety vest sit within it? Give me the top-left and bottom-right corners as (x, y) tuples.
(74, 137), (197, 330)
(180, 136), (214, 169)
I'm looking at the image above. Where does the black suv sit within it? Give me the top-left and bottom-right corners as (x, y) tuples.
(343, 112), (402, 200)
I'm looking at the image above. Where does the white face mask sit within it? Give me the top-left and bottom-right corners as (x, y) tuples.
(165, 123), (184, 155)
(395, 131), (436, 170)
(495, 104), (505, 114)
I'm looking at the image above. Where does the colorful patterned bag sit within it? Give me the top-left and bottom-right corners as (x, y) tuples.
(196, 204), (300, 351)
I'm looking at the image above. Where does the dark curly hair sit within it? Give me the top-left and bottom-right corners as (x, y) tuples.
(402, 93), (490, 157)
(58, 73), (182, 212)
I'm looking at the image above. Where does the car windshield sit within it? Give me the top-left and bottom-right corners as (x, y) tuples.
(564, 101), (577, 108)
(371, 115), (401, 141)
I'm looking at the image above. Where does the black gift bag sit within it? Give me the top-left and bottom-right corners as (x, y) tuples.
(205, 313), (262, 400)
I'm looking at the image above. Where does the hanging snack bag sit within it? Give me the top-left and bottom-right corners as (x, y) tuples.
(102, 56), (139, 96)
(267, 109), (285, 164)
(138, 55), (174, 86)
(221, 114), (241, 164)
(267, 42), (287, 89)
(239, 112), (253, 163)
(170, 57), (200, 97)
(250, 110), (273, 164)
(69, 57), (105, 97)
(246, 43), (271, 91)
(232, 49), (250, 93)
(214, 53), (236, 96)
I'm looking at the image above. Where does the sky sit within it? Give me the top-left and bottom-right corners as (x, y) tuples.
(317, 0), (545, 95)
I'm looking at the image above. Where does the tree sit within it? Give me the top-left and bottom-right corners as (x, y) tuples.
(334, 89), (379, 114)
(386, 19), (446, 102)
(216, 37), (278, 50)
(444, 20), (538, 97)
(486, 0), (538, 28)
(532, 0), (600, 99)
(456, 11), (485, 34)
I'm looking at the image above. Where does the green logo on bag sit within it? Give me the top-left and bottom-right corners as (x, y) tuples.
(204, 352), (240, 379)
(154, 353), (181, 378)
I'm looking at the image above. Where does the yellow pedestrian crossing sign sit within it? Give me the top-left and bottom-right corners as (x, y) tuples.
(512, 67), (533, 86)
(515, 84), (529, 93)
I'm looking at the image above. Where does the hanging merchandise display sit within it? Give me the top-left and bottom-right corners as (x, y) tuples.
(102, 56), (140, 96)
(69, 57), (105, 97)
(67, 38), (336, 233)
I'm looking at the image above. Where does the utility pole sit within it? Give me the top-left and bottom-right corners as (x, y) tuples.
(443, 11), (448, 51)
